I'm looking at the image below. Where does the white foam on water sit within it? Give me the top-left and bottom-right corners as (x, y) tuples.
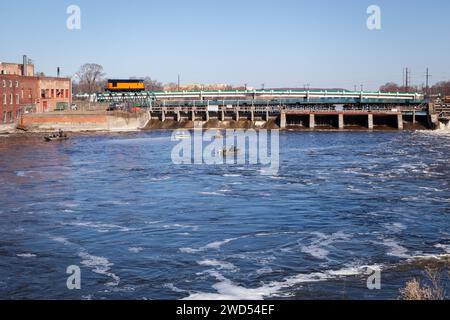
(301, 231), (352, 260)
(381, 238), (411, 259)
(128, 247), (144, 254)
(163, 224), (199, 231)
(183, 265), (377, 300)
(64, 202), (80, 208)
(435, 244), (450, 253)
(65, 221), (134, 233)
(79, 251), (120, 287)
(15, 171), (28, 177)
(50, 236), (70, 245)
(256, 267), (273, 275)
(180, 237), (240, 254)
(164, 283), (187, 293)
(145, 220), (162, 225)
(150, 176), (171, 181)
(199, 192), (227, 197)
(223, 174), (242, 177)
(198, 259), (237, 271)
(16, 253), (37, 258)
(418, 186), (444, 192)
(383, 223), (407, 234)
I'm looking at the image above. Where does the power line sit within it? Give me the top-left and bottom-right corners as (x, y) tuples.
(425, 68), (432, 96)
(405, 67), (410, 92)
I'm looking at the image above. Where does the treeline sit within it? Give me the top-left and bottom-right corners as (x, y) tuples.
(379, 81), (450, 96)
(71, 63), (246, 94)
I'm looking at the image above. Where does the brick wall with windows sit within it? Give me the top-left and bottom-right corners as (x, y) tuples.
(0, 74), (71, 123)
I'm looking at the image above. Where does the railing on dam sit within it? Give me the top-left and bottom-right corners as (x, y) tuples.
(95, 89), (424, 106)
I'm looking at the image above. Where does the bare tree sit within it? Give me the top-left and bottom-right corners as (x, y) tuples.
(379, 82), (402, 92)
(143, 77), (164, 92)
(76, 63), (106, 94)
(432, 81), (450, 96)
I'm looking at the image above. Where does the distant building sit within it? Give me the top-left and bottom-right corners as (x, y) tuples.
(0, 55), (34, 76)
(0, 55), (71, 125)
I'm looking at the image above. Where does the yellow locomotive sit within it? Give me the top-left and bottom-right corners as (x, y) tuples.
(106, 79), (145, 92)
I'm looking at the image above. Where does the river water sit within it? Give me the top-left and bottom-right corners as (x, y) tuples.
(0, 129), (449, 300)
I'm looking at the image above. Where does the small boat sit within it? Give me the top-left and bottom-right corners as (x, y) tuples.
(219, 146), (240, 156)
(44, 135), (68, 142)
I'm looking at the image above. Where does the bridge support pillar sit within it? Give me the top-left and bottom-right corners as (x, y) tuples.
(235, 108), (240, 121)
(176, 111), (181, 122)
(250, 108), (255, 122)
(161, 108), (166, 122)
(368, 114), (374, 130)
(280, 111), (286, 129)
(309, 114), (315, 129)
(338, 113), (344, 129)
(412, 110), (416, 124)
(397, 113), (404, 130)
(220, 110), (225, 121)
(190, 110), (195, 121)
(265, 110), (270, 121)
(205, 111), (210, 122)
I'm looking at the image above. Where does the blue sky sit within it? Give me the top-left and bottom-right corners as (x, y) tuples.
(1, 0), (449, 89)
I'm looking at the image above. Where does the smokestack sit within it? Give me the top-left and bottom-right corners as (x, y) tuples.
(23, 55), (28, 76)
(57, 67), (60, 77)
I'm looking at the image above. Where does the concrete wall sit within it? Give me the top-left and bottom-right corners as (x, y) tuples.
(20, 111), (150, 132)
(0, 123), (16, 133)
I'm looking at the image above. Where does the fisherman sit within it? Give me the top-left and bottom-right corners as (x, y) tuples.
(58, 129), (65, 138)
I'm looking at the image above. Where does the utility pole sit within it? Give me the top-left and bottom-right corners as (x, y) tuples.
(177, 74), (181, 91)
(425, 68), (432, 96)
(405, 68), (409, 92)
(402, 68), (405, 89)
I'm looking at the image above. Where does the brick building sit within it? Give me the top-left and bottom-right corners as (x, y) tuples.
(0, 56), (72, 125)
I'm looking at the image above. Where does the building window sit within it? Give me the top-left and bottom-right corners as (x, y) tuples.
(2, 80), (5, 88)
(2, 94), (6, 105)
(10, 94), (13, 105)
(9, 112), (13, 123)
(3, 111), (6, 123)
(16, 94), (20, 104)
(15, 81), (19, 88)
(9, 80), (12, 88)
